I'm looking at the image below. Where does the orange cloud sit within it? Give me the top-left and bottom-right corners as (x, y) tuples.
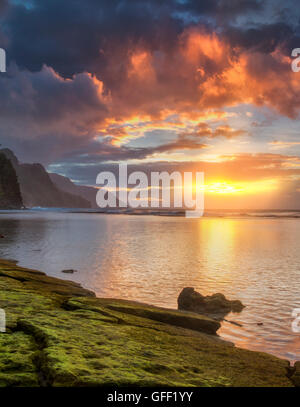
(269, 141), (300, 149)
(89, 27), (300, 148)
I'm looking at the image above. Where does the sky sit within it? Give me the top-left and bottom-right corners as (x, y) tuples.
(0, 0), (300, 209)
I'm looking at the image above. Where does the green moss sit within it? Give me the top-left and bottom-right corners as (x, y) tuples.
(0, 259), (296, 387)
(0, 332), (39, 386)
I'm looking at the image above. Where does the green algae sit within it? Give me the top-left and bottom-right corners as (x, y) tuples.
(0, 332), (39, 386)
(0, 259), (296, 387)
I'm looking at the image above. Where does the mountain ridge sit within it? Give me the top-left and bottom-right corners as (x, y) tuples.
(0, 149), (91, 209)
(49, 173), (97, 208)
(0, 152), (23, 209)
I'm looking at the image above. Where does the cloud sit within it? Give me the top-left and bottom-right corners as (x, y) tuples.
(0, 0), (299, 179)
(212, 125), (247, 138)
(181, 0), (263, 16)
(48, 151), (300, 209)
(269, 141), (300, 149)
(0, 24), (299, 165)
(224, 23), (295, 54)
(50, 151), (300, 185)
(0, 0), (8, 14)
(0, 64), (107, 163)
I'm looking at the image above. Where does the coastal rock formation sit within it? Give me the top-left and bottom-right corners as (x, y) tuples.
(0, 153), (23, 209)
(50, 173), (98, 208)
(0, 149), (91, 209)
(0, 260), (295, 387)
(178, 287), (245, 319)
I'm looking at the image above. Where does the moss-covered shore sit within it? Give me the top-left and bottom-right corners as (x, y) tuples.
(0, 259), (299, 387)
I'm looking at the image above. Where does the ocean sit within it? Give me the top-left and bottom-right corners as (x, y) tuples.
(0, 209), (300, 362)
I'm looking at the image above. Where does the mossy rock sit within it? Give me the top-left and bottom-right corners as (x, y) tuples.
(0, 332), (39, 386)
(0, 259), (296, 387)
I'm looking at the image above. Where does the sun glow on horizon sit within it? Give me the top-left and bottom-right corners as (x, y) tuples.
(196, 179), (279, 195)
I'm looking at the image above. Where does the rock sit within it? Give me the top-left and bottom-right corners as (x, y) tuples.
(102, 301), (221, 335)
(224, 319), (243, 327)
(290, 361), (300, 386)
(0, 262), (94, 298)
(0, 260), (295, 387)
(178, 287), (245, 319)
(61, 269), (78, 274)
(257, 322), (264, 326)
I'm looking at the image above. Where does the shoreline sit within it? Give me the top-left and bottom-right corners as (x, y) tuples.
(0, 258), (299, 387)
(2, 208), (300, 220)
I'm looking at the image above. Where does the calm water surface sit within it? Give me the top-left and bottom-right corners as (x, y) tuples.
(0, 210), (300, 362)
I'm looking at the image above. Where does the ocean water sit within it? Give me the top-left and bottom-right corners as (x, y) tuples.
(0, 209), (300, 362)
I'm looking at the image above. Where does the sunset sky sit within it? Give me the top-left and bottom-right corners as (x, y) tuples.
(0, 0), (300, 209)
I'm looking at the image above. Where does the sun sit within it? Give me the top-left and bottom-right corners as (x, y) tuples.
(205, 182), (243, 194)
(202, 179), (279, 195)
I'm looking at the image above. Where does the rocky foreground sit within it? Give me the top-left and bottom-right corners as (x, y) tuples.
(0, 259), (299, 387)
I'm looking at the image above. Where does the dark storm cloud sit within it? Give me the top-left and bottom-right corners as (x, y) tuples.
(0, 64), (107, 163)
(4, 0), (182, 79)
(180, 0), (263, 17)
(224, 23), (295, 54)
(0, 0), (8, 13)
(3, 0), (296, 80)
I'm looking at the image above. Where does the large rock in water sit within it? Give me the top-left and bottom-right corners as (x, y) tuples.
(178, 287), (245, 319)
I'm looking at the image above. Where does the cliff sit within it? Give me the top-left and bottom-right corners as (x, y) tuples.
(0, 149), (91, 209)
(0, 153), (23, 209)
(49, 173), (97, 208)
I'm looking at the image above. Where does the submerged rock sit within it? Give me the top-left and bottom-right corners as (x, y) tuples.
(178, 287), (245, 319)
(61, 269), (78, 274)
